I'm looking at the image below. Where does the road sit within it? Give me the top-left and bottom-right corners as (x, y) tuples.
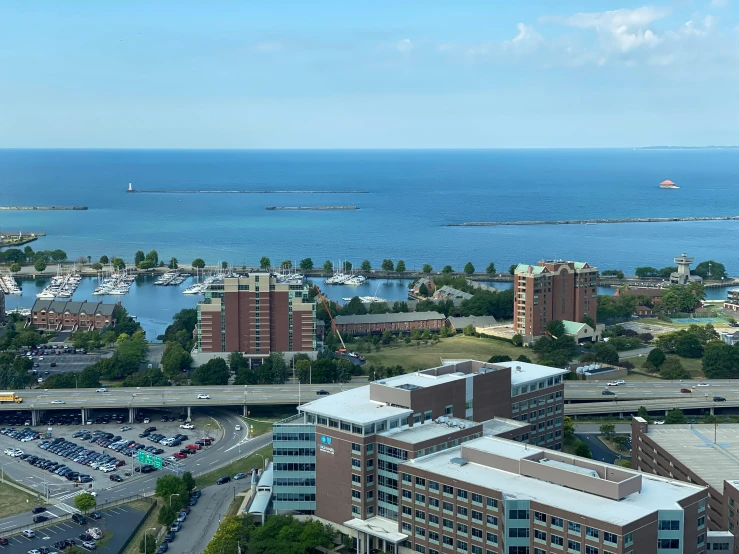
(0, 409), (271, 533)
(575, 434), (623, 464)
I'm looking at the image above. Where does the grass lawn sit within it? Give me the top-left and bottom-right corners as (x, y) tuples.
(675, 356), (704, 377)
(362, 335), (530, 371)
(0, 482), (38, 519)
(239, 410), (295, 438)
(122, 499), (163, 554)
(195, 445), (273, 488)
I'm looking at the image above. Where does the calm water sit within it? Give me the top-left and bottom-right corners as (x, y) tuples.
(1, 149), (738, 337)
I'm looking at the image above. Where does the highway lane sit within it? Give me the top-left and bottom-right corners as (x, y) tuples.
(0, 409), (271, 533)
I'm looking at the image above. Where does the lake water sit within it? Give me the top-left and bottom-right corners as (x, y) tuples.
(2, 148), (737, 338)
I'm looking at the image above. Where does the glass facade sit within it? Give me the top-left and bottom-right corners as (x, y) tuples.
(272, 416), (317, 512)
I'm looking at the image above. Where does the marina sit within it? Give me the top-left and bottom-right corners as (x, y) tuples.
(265, 205), (358, 210)
(0, 273), (22, 295)
(91, 270), (136, 296)
(35, 266), (83, 299)
(446, 216), (739, 227)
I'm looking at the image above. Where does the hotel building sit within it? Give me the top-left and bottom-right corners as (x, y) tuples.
(267, 361), (731, 553)
(513, 260), (598, 339)
(196, 273), (316, 356)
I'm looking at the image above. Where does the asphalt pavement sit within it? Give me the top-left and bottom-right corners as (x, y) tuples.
(575, 433), (622, 464)
(0, 409), (270, 533)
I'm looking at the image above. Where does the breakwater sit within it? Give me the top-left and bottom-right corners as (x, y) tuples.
(127, 189), (368, 194)
(266, 206), (358, 211)
(0, 206), (88, 211)
(446, 216), (739, 227)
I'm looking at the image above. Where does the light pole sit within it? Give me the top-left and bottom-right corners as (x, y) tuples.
(169, 493), (180, 507)
(144, 527), (157, 553)
(203, 423), (214, 441)
(253, 453), (265, 470)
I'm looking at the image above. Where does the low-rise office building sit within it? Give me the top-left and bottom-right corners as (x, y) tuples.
(273, 365), (719, 554)
(632, 417), (739, 545)
(27, 299), (117, 331)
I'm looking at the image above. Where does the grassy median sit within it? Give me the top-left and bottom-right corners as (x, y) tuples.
(0, 481), (38, 519)
(195, 445), (273, 488)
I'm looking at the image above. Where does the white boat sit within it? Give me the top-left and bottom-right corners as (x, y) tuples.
(345, 275), (366, 286)
(36, 290), (56, 299)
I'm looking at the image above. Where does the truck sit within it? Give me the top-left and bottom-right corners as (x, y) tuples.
(0, 392), (23, 404)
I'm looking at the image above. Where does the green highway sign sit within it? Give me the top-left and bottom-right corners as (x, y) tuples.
(137, 450), (162, 469)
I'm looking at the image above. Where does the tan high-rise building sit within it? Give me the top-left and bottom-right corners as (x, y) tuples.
(196, 273), (315, 355)
(513, 260), (598, 338)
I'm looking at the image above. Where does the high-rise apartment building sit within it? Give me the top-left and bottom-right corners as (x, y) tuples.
(196, 273), (315, 356)
(513, 260), (598, 338)
(271, 360), (723, 554)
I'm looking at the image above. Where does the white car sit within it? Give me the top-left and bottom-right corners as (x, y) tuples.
(3, 448), (13, 456)
(615, 380), (625, 385)
(38, 356), (44, 361)
(96, 388), (108, 393)
(653, 420), (665, 425)
(235, 425), (242, 431)
(166, 456), (178, 462)
(696, 383), (710, 387)
(11, 449), (24, 457)
(101, 465), (116, 473)
(76, 490), (97, 497)
(197, 394), (210, 399)
(607, 382), (620, 386)
(51, 399), (65, 404)
(37, 378), (44, 383)
(180, 423), (194, 429)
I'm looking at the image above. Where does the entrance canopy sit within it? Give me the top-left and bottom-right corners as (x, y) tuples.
(343, 517), (408, 544)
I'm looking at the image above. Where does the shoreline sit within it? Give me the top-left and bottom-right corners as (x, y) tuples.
(0, 206), (87, 210)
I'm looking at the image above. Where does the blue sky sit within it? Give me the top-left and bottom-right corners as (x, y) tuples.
(0, 0), (737, 148)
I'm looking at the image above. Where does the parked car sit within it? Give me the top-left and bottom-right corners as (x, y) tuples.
(72, 514), (88, 525)
(179, 423), (194, 429)
(233, 472), (247, 480)
(31, 506), (46, 514)
(216, 476), (231, 485)
(22, 529), (36, 538)
(653, 420), (665, 425)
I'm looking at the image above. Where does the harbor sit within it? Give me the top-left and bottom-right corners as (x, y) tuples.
(266, 205), (358, 210)
(0, 206), (87, 210)
(446, 215), (739, 227)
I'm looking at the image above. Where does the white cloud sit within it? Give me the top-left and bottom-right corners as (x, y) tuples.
(680, 15), (716, 37)
(544, 6), (670, 52)
(710, 0), (728, 8)
(503, 23), (544, 51)
(396, 38), (413, 54)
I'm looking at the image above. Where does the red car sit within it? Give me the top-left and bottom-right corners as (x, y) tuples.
(186, 444), (200, 451)
(0, 538), (8, 545)
(173, 452), (187, 459)
(680, 388), (692, 393)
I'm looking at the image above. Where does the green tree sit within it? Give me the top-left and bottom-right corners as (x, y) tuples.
(485, 262), (496, 274)
(99, 255), (109, 264)
(90, 262), (103, 271)
(574, 442), (593, 459)
(593, 342), (619, 365)
(612, 435), (629, 451)
(692, 260), (727, 280)
(462, 324), (476, 336)
(34, 259), (47, 272)
(260, 256), (271, 269)
(635, 266), (660, 278)
(702, 342), (739, 379)
(192, 358), (230, 385)
(601, 269), (625, 279)
(74, 492), (96, 513)
(516, 354), (532, 363)
(343, 297), (367, 316)
(665, 408), (686, 424)
(600, 423), (615, 438)
(191, 258), (206, 269)
(442, 265), (453, 274)
(160, 342), (192, 376)
(381, 259), (394, 272)
(203, 516), (251, 554)
(488, 355), (512, 363)
(8, 263), (21, 273)
(280, 260), (292, 269)
(168, 257), (179, 269)
(646, 347), (666, 370)
(674, 334), (703, 358)
(418, 283), (429, 297)
(112, 257), (126, 270)
(134, 250), (146, 266)
(137, 260), (156, 270)
(463, 262), (475, 275)
(360, 260), (372, 272)
(158, 504), (177, 526)
(511, 334), (523, 347)
(637, 406), (649, 419)
(547, 320), (566, 338)
(563, 416), (575, 440)
(299, 258), (314, 270)
(509, 264), (517, 275)
(582, 315), (595, 329)
(182, 471), (195, 494)
(395, 260), (406, 273)
(659, 266), (678, 278)
(323, 260), (333, 271)
(422, 263), (432, 273)
(220, 261), (228, 270)
(660, 357), (690, 380)
(139, 533), (157, 554)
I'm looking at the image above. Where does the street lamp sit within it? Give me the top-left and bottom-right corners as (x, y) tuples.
(169, 493), (180, 506)
(253, 453), (265, 470)
(144, 527), (157, 553)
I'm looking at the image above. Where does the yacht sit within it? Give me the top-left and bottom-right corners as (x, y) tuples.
(345, 275), (366, 286)
(36, 290), (56, 299)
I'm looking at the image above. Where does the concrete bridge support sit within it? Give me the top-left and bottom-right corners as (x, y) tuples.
(243, 404), (248, 417)
(187, 406), (191, 420)
(31, 410), (38, 427)
(710, 407), (715, 415)
(129, 407), (136, 423)
(81, 408), (87, 424)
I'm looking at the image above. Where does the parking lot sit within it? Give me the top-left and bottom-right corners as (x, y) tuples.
(0, 412), (219, 499)
(0, 504), (147, 553)
(26, 348), (108, 383)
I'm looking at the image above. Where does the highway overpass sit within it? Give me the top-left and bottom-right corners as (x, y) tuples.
(2, 380), (738, 423)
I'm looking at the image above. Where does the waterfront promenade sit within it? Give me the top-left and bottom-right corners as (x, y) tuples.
(447, 215), (739, 226)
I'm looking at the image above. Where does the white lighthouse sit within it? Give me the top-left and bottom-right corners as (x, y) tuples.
(127, 183), (134, 192)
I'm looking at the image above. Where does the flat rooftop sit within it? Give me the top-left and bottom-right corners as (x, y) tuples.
(490, 361), (569, 387)
(645, 424), (739, 490)
(379, 417), (479, 445)
(405, 436), (704, 526)
(299, 385), (412, 426)
(482, 417), (527, 437)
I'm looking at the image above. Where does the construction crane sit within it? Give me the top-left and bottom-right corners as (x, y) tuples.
(312, 285), (347, 353)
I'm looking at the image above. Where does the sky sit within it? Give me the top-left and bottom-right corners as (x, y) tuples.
(0, 0), (738, 148)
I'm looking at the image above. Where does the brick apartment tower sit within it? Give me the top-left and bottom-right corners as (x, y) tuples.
(196, 273), (315, 355)
(513, 260), (598, 338)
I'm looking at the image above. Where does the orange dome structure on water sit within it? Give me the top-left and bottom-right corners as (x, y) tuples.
(660, 179), (679, 189)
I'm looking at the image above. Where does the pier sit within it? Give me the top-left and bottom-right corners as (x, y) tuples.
(266, 206), (358, 211)
(127, 189), (368, 194)
(0, 206), (87, 211)
(446, 216), (739, 227)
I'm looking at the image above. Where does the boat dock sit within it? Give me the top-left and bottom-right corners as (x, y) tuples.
(0, 206), (88, 210)
(446, 216), (739, 227)
(266, 206), (358, 211)
(127, 189), (368, 194)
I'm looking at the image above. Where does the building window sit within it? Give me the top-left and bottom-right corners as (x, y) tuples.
(416, 477), (426, 487)
(443, 502), (454, 513)
(457, 539), (468, 552)
(657, 539), (679, 549)
(457, 506), (468, 518)
(567, 539), (581, 552)
(443, 518), (453, 530)
(403, 473), (413, 483)
(429, 481), (439, 492)
(416, 510), (426, 521)
(585, 546), (599, 554)
(415, 526), (425, 538)
(472, 493), (483, 504)
(443, 485), (454, 496)
(534, 529), (547, 542)
(457, 489), (469, 501)
(429, 498), (439, 508)
(697, 516), (705, 529)
(486, 497), (498, 510)
(568, 522), (581, 534)
(486, 515), (498, 527)
(508, 528), (529, 538)
(509, 509), (529, 520)
(551, 535), (564, 547)
(442, 536), (453, 546)
(534, 511), (546, 524)
(585, 527), (599, 539)
(471, 528), (483, 540)
(471, 510), (483, 522)
(603, 532), (617, 546)
(486, 532), (497, 544)
(352, 490), (361, 500)
(457, 523), (468, 535)
(658, 520), (680, 531)
(352, 474), (361, 485)
(403, 506), (412, 517)
(352, 505), (360, 516)
(352, 443), (361, 453)
(351, 458), (361, 469)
